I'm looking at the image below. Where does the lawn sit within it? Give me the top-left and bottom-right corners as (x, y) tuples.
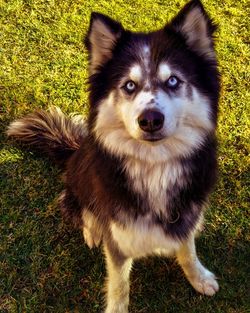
(0, 0), (249, 312)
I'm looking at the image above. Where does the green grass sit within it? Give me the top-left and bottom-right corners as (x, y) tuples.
(0, 0), (249, 312)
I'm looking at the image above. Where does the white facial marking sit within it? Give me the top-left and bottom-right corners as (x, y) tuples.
(158, 63), (171, 81)
(94, 77), (214, 164)
(142, 45), (150, 72)
(119, 90), (156, 138)
(129, 64), (142, 82)
(143, 45), (150, 57)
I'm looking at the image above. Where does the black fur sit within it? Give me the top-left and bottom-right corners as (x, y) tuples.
(159, 135), (218, 238)
(7, 0), (220, 242)
(62, 133), (217, 240)
(87, 22), (220, 130)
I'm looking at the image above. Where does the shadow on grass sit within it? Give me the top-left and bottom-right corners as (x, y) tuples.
(129, 232), (249, 313)
(0, 144), (248, 313)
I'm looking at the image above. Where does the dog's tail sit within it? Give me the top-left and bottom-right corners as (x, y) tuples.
(7, 107), (86, 167)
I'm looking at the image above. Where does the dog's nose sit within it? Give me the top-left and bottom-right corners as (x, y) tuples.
(138, 110), (164, 133)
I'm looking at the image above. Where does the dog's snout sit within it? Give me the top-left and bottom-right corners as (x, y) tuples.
(138, 110), (164, 133)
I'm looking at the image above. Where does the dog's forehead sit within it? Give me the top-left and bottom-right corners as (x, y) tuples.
(127, 46), (172, 83)
(141, 45), (151, 73)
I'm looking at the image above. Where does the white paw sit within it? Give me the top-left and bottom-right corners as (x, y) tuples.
(188, 266), (219, 296)
(83, 226), (94, 248)
(104, 304), (128, 313)
(83, 226), (102, 248)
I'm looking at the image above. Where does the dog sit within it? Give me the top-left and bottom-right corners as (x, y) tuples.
(7, 0), (220, 312)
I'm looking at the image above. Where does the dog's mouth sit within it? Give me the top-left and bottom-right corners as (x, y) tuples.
(145, 137), (163, 142)
(140, 134), (166, 143)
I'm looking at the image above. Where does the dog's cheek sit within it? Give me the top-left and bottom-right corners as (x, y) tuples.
(93, 93), (121, 138)
(180, 86), (214, 132)
(156, 90), (182, 136)
(118, 100), (140, 139)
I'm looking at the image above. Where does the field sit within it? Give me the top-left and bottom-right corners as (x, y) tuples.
(0, 0), (249, 312)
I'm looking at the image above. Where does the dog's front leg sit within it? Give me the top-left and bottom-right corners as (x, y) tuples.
(176, 233), (219, 296)
(103, 242), (133, 313)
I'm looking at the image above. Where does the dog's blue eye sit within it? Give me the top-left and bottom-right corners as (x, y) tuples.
(124, 81), (136, 94)
(166, 76), (180, 89)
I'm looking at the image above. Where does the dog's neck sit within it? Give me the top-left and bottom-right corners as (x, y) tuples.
(122, 156), (188, 216)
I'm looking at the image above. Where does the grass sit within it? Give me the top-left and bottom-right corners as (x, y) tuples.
(0, 0), (249, 312)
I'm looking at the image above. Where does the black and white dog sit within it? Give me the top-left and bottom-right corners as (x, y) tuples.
(7, 0), (220, 312)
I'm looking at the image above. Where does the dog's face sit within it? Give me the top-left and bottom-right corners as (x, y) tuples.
(85, 1), (220, 162)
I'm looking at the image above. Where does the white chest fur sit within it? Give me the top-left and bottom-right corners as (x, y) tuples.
(110, 216), (181, 258)
(113, 157), (188, 258)
(123, 158), (186, 216)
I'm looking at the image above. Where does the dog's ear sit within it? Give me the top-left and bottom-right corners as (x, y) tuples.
(169, 0), (217, 59)
(85, 13), (123, 73)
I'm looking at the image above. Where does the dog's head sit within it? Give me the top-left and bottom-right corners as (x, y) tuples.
(85, 0), (220, 162)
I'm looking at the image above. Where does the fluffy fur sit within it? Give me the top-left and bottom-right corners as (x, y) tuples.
(7, 1), (220, 312)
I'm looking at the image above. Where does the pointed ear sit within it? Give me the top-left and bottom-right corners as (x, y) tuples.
(85, 13), (123, 73)
(169, 0), (217, 59)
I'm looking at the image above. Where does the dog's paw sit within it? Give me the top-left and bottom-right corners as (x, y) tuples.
(83, 226), (102, 248)
(83, 226), (94, 248)
(104, 298), (129, 313)
(188, 266), (219, 296)
(104, 305), (128, 313)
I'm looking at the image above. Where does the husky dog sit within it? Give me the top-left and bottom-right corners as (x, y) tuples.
(7, 0), (220, 312)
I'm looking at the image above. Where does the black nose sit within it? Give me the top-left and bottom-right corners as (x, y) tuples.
(138, 110), (164, 133)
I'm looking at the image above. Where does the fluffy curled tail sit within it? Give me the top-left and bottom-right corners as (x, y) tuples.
(7, 107), (87, 167)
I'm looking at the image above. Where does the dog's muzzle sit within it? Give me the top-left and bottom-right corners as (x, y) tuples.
(138, 109), (164, 133)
